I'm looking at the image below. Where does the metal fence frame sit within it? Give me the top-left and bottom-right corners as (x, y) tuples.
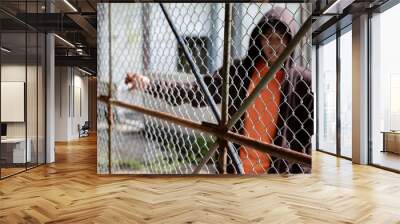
(98, 1), (313, 175)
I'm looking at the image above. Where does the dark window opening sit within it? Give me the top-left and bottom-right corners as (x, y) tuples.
(177, 36), (210, 75)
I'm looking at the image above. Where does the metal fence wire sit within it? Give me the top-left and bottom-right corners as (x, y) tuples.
(97, 2), (313, 175)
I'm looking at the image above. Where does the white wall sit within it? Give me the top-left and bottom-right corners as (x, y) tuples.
(1, 65), (26, 138)
(1, 65), (42, 138)
(72, 73), (89, 138)
(1, 64), (46, 163)
(55, 67), (89, 141)
(55, 66), (69, 141)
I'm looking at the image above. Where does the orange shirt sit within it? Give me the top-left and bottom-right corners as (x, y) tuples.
(239, 61), (284, 174)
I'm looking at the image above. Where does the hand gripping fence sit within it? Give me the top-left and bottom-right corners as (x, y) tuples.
(97, 2), (313, 175)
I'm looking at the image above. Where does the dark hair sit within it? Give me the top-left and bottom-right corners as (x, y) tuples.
(241, 17), (292, 77)
(250, 19), (291, 61)
(259, 19), (291, 43)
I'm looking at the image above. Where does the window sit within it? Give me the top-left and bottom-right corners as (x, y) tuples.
(317, 37), (337, 154)
(316, 27), (353, 159)
(339, 29), (352, 158)
(390, 74), (400, 130)
(370, 3), (400, 171)
(0, 1), (47, 179)
(177, 36), (210, 75)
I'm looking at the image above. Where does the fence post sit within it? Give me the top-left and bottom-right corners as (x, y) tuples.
(218, 3), (233, 174)
(107, 3), (113, 174)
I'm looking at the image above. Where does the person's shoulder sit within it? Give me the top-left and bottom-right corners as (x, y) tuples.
(225, 58), (249, 76)
(287, 66), (311, 83)
(230, 58), (247, 69)
(286, 66), (313, 97)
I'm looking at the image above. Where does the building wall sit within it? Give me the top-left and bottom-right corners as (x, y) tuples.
(55, 67), (89, 141)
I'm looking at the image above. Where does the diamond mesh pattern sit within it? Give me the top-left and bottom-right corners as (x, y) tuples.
(97, 3), (312, 175)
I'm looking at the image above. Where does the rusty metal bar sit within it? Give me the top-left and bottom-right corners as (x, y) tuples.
(193, 141), (220, 174)
(218, 3), (233, 174)
(194, 143), (221, 174)
(107, 3), (113, 174)
(142, 4), (150, 71)
(220, 4), (232, 127)
(98, 96), (312, 166)
(218, 139), (228, 174)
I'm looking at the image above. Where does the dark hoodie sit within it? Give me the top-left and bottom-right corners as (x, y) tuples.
(147, 7), (313, 173)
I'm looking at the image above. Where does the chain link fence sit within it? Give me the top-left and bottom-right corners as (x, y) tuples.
(97, 2), (313, 175)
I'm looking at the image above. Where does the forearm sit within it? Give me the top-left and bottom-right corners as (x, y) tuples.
(144, 79), (195, 106)
(142, 71), (221, 107)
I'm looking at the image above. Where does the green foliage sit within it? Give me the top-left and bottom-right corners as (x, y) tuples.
(117, 160), (143, 170)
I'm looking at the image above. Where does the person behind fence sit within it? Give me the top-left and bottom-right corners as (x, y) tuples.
(125, 7), (313, 174)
